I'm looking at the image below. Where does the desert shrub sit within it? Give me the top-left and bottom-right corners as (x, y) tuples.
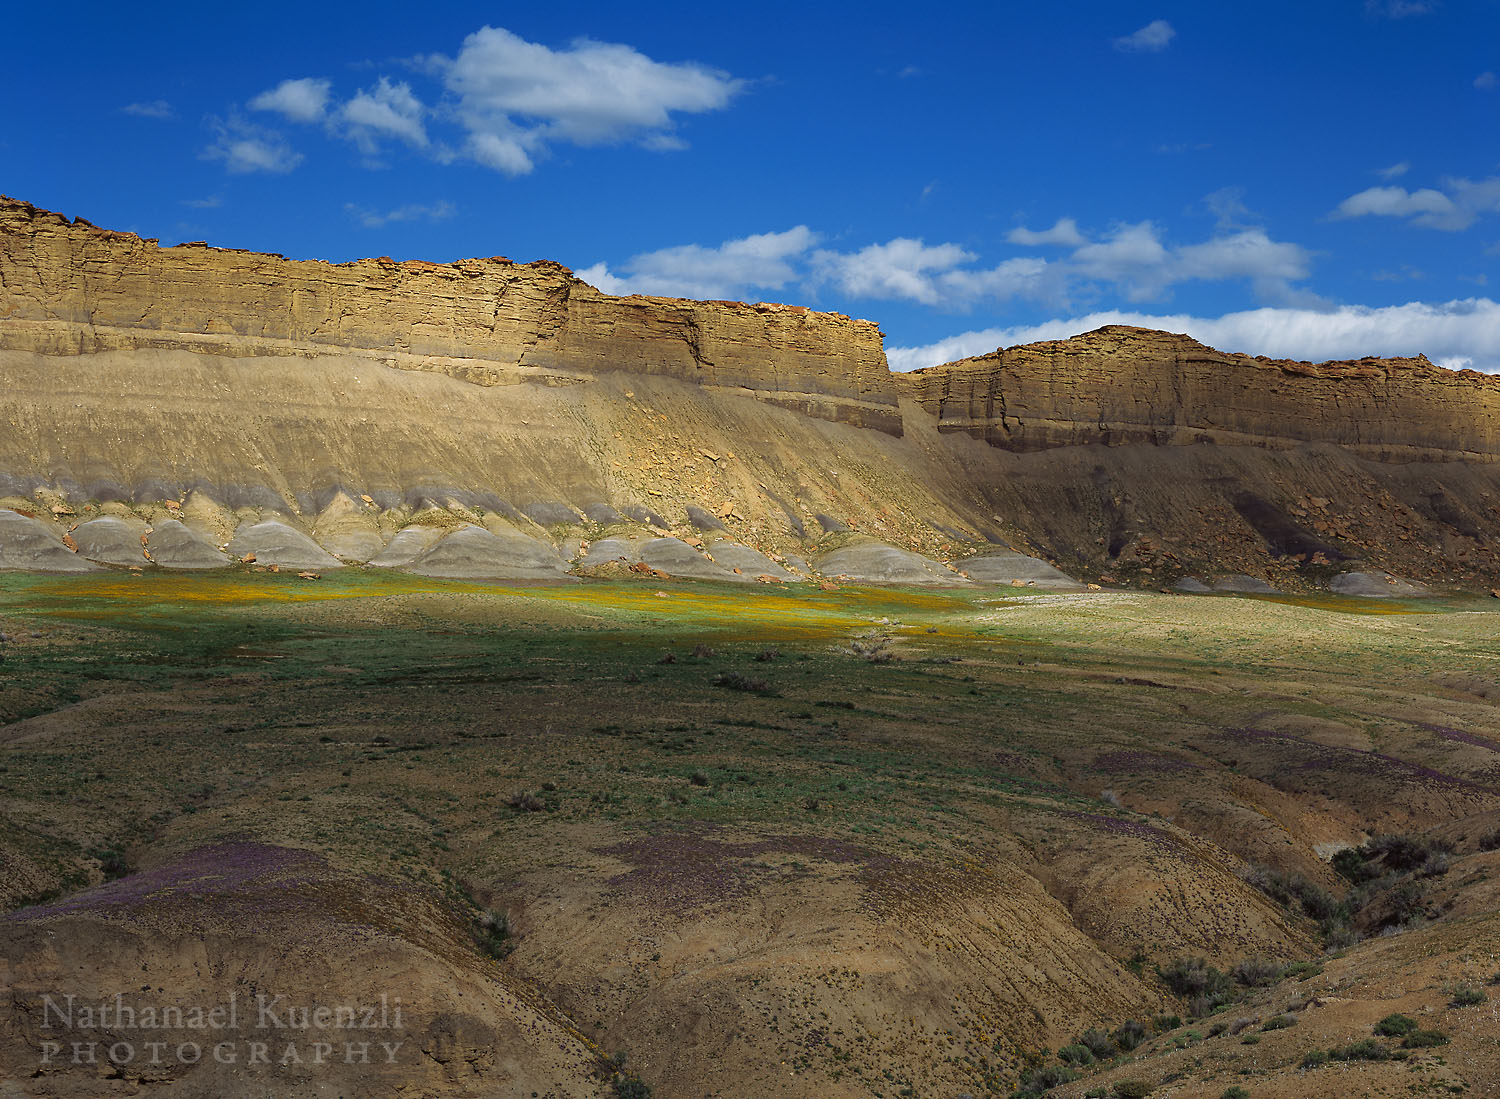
(1260, 1014), (1297, 1031)
(89, 846), (129, 881)
(1152, 1014), (1182, 1033)
(1221, 1088), (1251, 1099)
(1232, 957), (1285, 988)
(1401, 1029), (1449, 1048)
(1320, 920), (1359, 950)
(1157, 957), (1234, 1002)
(1478, 828), (1500, 852)
(1019, 1063), (1078, 1092)
(690, 644), (716, 659)
(1113, 1082), (1152, 1099)
(847, 633), (894, 663)
(1079, 1028), (1116, 1060)
(1374, 1013), (1417, 1037)
(1449, 983), (1488, 1007)
(613, 1075), (652, 1099)
(1242, 864), (1341, 922)
(713, 671), (769, 693)
(507, 790), (545, 812)
(1329, 1038), (1389, 1061)
(1283, 961), (1323, 980)
(1058, 1042), (1094, 1066)
(476, 909), (513, 959)
(688, 771), (710, 786)
(1299, 1048), (1329, 1069)
(1334, 834), (1452, 882)
(753, 648), (780, 662)
(1381, 880), (1430, 930)
(1112, 1019), (1147, 1051)
(1227, 1016), (1255, 1035)
(1240, 1034), (1260, 1045)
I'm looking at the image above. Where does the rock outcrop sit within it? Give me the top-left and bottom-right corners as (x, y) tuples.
(7, 196), (1500, 592)
(899, 325), (1500, 461)
(0, 196), (898, 435)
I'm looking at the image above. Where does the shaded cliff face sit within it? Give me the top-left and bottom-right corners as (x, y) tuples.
(0, 197), (899, 434)
(899, 325), (1500, 462)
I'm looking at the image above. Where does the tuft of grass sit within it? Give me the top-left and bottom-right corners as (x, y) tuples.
(1449, 983), (1487, 1007)
(713, 671), (769, 693)
(1260, 1014), (1297, 1031)
(1329, 1038), (1390, 1061)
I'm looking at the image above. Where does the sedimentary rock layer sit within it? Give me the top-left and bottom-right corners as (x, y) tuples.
(0, 197), (899, 434)
(898, 325), (1500, 461)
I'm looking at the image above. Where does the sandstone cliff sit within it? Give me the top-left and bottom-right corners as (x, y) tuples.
(6, 195), (1500, 592)
(0, 197), (899, 434)
(898, 325), (1500, 462)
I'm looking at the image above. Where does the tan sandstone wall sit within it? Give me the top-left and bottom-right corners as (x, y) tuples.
(898, 325), (1500, 462)
(0, 197), (900, 435)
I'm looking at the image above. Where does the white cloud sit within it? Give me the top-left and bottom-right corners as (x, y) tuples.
(201, 117), (302, 174)
(812, 239), (978, 305)
(343, 77), (428, 150)
(886, 299), (1500, 373)
(1377, 160), (1411, 179)
(579, 227), (817, 300)
(1477, 71), (1498, 90)
(249, 78), (332, 123)
(344, 200), (456, 228)
(1006, 218), (1087, 247)
(578, 217), (1311, 311)
(122, 100), (174, 119)
(1332, 177), (1500, 231)
(1114, 20), (1175, 52)
(1203, 186), (1253, 230)
(181, 196), (222, 209)
(437, 25), (742, 175)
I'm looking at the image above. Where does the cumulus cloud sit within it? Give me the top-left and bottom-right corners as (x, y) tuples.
(1477, 71), (1498, 90)
(1114, 20), (1175, 52)
(811, 239), (979, 305)
(578, 227), (818, 300)
(249, 78), (332, 123)
(122, 100), (174, 119)
(344, 200), (455, 229)
(437, 25), (742, 174)
(1332, 176), (1500, 231)
(343, 77), (428, 151)
(1006, 218), (1087, 247)
(577, 217), (1311, 311)
(233, 27), (742, 177)
(886, 299), (1500, 373)
(201, 117), (302, 174)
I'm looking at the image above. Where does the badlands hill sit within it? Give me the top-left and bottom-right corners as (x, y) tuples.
(3, 194), (1500, 592)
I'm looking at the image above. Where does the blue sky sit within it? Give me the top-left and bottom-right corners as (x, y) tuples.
(8, 1), (1500, 369)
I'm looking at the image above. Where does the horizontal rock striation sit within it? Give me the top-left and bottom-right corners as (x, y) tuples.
(0, 197), (899, 434)
(898, 325), (1500, 461)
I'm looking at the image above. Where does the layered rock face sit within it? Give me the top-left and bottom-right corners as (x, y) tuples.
(7, 195), (1500, 591)
(899, 325), (1500, 461)
(0, 197), (898, 434)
